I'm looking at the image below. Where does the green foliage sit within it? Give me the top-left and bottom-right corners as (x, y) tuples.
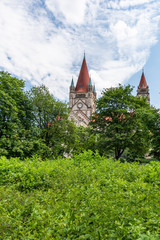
(0, 71), (34, 158)
(1, 70), (160, 161)
(91, 84), (155, 160)
(72, 126), (96, 155)
(1, 152), (160, 239)
(45, 117), (76, 158)
(29, 85), (76, 158)
(150, 110), (160, 160)
(30, 85), (68, 130)
(0, 73), (77, 159)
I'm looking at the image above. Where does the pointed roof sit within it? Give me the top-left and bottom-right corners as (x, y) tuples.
(75, 56), (90, 93)
(71, 77), (74, 87)
(139, 71), (148, 88)
(88, 77), (92, 86)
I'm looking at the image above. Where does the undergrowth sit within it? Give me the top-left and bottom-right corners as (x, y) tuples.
(0, 151), (160, 239)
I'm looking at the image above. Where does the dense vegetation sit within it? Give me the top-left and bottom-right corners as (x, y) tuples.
(91, 85), (159, 160)
(0, 71), (76, 159)
(1, 151), (160, 239)
(1, 71), (160, 239)
(0, 71), (160, 161)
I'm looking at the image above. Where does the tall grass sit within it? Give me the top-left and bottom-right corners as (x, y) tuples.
(0, 151), (160, 239)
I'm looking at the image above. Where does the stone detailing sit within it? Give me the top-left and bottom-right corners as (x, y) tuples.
(69, 56), (96, 127)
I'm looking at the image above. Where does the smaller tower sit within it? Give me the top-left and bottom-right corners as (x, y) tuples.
(88, 77), (93, 92)
(137, 70), (150, 104)
(69, 77), (75, 109)
(70, 77), (75, 92)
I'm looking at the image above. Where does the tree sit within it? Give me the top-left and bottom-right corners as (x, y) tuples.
(29, 85), (76, 158)
(90, 84), (154, 160)
(30, 85), (68, 131)
(0, 71), (34, 158)
(72, 126), (96, 155)
(150, 110), (160, 160)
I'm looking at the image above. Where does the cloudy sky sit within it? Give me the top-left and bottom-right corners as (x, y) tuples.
(0, 0), (160, 107)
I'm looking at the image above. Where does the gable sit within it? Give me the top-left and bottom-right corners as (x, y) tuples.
(72, 99), (88, 111)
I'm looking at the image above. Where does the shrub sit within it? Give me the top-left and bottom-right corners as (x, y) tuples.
(1, 152), (160, 239)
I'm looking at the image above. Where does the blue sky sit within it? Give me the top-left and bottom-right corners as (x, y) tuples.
(0, 0), (160, 108)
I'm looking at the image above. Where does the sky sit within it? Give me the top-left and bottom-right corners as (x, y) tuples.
(0, 0), (160, 108)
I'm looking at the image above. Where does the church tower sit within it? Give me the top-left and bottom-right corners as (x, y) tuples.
(137, 70), (150, 104)
(69, 55), (96, 127)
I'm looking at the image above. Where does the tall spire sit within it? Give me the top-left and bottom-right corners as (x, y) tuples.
(139, 71), (148, 88)
(71, 77), (74, 87)
(93, 84), (96, 93)
(88, 76), (92, 86)
(75, 55), (90, 93)
(137, 70), (150, 104)
(69, 55), (97, 127)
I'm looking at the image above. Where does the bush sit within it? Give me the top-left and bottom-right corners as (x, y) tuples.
(1, 152), (160, 239)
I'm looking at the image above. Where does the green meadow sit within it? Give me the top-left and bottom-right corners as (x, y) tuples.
(1, 151), (160, 239)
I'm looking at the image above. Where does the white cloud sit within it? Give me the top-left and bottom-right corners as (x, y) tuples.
(119, 0), (153, 8)
(45, 0), (88, 25)
(0, 0), (160, 100)
(108, 0), (153, 9)
(0, 0), (73, 99)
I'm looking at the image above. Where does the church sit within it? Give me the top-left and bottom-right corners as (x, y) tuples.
(69, 55), (150, 127)
(137, 70), (150, 104)
(69, 55), (96, 127)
